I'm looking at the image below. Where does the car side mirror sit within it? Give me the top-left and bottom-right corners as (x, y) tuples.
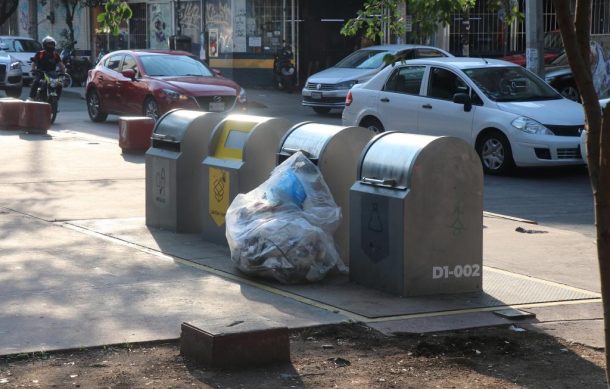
(121, 69), (136, 80)
(453, 93), (472, 112)
(212, 68), (222, 77)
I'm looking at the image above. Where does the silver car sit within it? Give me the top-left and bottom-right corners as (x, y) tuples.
(0, 36), (42, 85)
(0, 45), (22, 98)
(302, 44), (453, 115)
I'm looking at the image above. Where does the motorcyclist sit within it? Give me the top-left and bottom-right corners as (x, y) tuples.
(274, 41), (295, 91)
(29, 36), (66, 100)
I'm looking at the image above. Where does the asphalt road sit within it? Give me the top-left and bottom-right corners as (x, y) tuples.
(8, 87), (596, 239)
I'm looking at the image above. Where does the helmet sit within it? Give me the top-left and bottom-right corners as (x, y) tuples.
(42, 36), (56, 50)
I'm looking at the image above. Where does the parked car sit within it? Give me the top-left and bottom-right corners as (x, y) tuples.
(500, 50), (562, 67)
(500, 30), (563, 67)
(342, 57), (585, 174)
(580, 97), (610, 165)
(0, 36), (41, 85)
(85, 50), (247, 122)
(544, 51), (580, 101)
(302, 44), (453, 115)
(545, 41), (610, 102)
(0, 44), (23, 97)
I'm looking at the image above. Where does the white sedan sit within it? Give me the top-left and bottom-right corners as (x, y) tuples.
(580, 97), (610, 165)
(342, 57), (586, 174)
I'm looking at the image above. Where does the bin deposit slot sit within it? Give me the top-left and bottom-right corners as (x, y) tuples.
(278, 147), (317, 164)
(361, 177), (398, 188)
(152, 138), (181, 152)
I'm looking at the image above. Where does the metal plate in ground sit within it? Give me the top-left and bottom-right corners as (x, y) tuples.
(71, 218), (600, 320)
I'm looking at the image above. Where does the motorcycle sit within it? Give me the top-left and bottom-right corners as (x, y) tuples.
(60, 45), (92, 88)
(273, 44), (296, 92)
(33, 70), (66, 124)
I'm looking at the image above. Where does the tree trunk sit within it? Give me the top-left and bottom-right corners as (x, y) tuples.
(553, 0), (610, 385)
(597, 104), (610, 387)
(0, 0), (19, 27)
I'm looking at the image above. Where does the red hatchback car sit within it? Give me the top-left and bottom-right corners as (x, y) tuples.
(85, 50), (247, 122)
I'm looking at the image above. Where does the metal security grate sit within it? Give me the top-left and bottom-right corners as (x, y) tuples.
(194, 96), (236, 112)
(304, 82), (336, 90)
(546, 125), (583, 137)
(557, 147), (582, 159)
(592, 0), (610, 35)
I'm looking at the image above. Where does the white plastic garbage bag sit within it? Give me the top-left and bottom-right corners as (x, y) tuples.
(225, 151), (346, 283)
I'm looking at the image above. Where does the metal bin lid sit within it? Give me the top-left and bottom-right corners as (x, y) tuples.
(280, 122), (345, 159)
(359, 132), (437, 189)
(152, 109), (203, 142)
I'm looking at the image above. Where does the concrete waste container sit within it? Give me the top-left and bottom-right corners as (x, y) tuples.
(277, 122), (374, 263)
(145, 109), (223, 232)
(202, 114), (290, 244)
(349, 132), (483, 297)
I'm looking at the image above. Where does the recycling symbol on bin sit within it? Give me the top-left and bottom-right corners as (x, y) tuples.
(213, 172), (226, 202)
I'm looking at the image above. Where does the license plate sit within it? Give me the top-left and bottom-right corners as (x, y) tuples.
(311, 91), (322, 99)
(209, 102), (225, 112)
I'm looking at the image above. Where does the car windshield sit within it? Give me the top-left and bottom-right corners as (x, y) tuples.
(140, 54), (213, 77)
(334, 49), (390, 69)
(0, 38), (41, 52)
(463, 66), (562, 102)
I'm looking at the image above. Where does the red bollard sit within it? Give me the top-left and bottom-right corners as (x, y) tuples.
(118, 116), (155, 153)
(0, 98), (25, 130)
(19, 100), (52, 134)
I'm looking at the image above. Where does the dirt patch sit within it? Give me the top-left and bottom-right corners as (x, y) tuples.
(0, 324), (606, 388)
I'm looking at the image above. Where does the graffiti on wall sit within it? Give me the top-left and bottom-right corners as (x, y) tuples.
(17, 1), (88, 50)
(19, 2), (29, 35)
(592, 40), (610, 98)
(178, 1), (201, 44)
(150, 3), (171, 49)
(207, 0), (233, 55)
(233, 0), (246, 52)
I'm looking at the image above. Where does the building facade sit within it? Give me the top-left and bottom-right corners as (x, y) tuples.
(4, 0), (610, 90)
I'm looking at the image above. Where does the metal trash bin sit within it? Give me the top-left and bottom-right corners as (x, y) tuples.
(277, 122), (374, 263)
(202, 114), (290, 244)
(145, 109), (224, 232)
(349, 132), (483, 297)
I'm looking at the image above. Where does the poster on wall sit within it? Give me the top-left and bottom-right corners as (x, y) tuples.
(209, 29), (219, 57)
(206, 0), (233, 54)
(233, 0), (246, 52)
(178, 1), (202, 45)
(149, 3), (171, 49)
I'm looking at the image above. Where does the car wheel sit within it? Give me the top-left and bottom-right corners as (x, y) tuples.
(144, 97), (160, 121)
(476, 130), (515, 175)
(86, 89), (108, 122)
(62, 73), (73, 88)
(361, 117), (384, 134)
(559, 84), (580, 101)
(6, 88), (21, 98)
(313, 107), (331, 115)
(49, 95), (58, 124)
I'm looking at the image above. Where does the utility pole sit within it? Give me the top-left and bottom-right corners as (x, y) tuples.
(461, 7), (470, 57)
(525, 0), (544, 76)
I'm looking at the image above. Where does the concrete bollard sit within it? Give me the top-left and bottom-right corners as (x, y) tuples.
(19, 101), (52, 134)
(0, 98), (25, 130)
(118, 116), (155, 153)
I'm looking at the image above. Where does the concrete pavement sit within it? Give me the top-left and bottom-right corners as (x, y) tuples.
(0, 90), (604, 357)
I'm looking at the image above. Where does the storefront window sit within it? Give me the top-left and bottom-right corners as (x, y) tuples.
(206, 0), (285, 56)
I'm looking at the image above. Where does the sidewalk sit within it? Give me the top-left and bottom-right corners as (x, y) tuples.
(0, 108), (603, 357)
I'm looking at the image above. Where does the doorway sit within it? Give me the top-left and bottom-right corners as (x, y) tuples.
(298, 1), (362, 83)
